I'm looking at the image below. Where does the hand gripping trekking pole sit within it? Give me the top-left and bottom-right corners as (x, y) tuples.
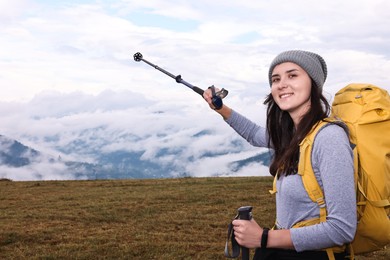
(225, 206), (253, 260)
(133, 52), (228, 109)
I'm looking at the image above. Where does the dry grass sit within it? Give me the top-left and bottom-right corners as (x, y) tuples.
(0, 177), (388, 259)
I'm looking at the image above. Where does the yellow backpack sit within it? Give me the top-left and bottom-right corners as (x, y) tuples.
(297, 83), (390, 259)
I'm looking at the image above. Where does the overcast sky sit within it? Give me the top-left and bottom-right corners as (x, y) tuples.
(1, 0), (390, 102)
(1, 0), (390, 180)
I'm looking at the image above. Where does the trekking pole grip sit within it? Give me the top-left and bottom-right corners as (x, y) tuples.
(238, 206), (253, 260)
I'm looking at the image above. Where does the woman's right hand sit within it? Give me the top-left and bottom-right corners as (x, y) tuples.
(203, 86), (232, 119)
(203, 87), (217, 110)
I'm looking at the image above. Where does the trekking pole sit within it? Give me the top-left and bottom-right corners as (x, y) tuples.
(238, 206), (253, 260)
(133, 52), (228, 109)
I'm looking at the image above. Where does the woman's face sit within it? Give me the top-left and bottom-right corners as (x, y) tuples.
(271, 62), (312, 125)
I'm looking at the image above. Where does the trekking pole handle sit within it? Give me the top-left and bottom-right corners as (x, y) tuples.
(238, 206), (253, 220)
(238, 206), (253, 260)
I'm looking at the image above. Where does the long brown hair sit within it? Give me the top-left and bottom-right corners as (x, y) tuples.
(264, 80), (331, 177)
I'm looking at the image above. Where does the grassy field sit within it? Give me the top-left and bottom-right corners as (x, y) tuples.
(0, 177), (388, 259)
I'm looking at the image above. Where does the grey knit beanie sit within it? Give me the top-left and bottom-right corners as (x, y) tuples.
(268, 50), (327, 92)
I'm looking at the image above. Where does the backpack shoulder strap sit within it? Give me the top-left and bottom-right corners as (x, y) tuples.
(299, 119), (339, 260)
(298, 119), (334, 223)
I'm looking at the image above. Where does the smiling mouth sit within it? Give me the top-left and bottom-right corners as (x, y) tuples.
(280, 93), (293, 99)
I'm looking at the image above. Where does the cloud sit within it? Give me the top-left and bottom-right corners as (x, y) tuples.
(0, 88), (266, 180)
(183, 148), (270, 178)
(1, 0), (390, 104)
(0, 162), (80, 181)
(1, 1), (389, 99)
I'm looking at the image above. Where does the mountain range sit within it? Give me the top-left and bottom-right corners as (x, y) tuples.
(0, 133), (271, 181)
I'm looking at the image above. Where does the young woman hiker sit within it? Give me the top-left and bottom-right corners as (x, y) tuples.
(203, 50), (357, 260)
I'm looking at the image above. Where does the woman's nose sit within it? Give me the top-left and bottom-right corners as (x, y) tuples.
(278, 78), (288, 89)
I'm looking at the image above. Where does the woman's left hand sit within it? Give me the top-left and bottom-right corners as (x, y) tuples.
(232, 218), (263, 249)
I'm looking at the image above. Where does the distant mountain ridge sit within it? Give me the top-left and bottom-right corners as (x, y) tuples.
(0, 135), (40, 167)
(0, 134), (99, 180)
(0, 133), (271, 181)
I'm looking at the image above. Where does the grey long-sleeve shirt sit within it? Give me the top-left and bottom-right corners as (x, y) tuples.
(225, 110), (357, 252)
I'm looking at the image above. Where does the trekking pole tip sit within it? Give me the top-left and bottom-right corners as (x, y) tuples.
(133, 52), (143, 62)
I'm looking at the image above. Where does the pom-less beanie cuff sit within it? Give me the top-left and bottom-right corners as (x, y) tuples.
(268, 50), (327, 92)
